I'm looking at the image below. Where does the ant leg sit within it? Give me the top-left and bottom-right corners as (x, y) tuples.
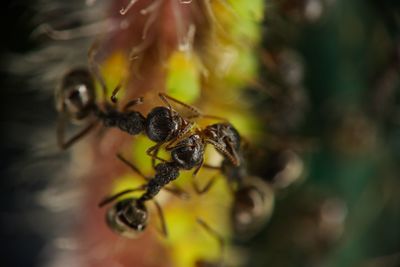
(57, 113), (98, 150)
(196, 218), (225, 264)
(152, 199), (168, 238)
(116, 153), (150, 181)
(159, 93), (228, 122)
(98, 185), (147, 207)
(191, 159), (217, 195)
(159, 93), (202, 118)
(123, 97), (144, 112)
(186, 113), (228, 122)
(192, 172), (220, 195)
(110, 83), (143, 109)
(146, 144), (168, 169)
(203, 163), (221, 170)
(192, 158), (204, 177)
(88, 41), (108, 102)
(164, 122), (195, 151)
(164, 184), (190, 200)
(110, 84), (122, 104)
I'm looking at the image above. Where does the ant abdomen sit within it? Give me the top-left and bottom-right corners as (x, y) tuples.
(231, 176), (274, 238)
(106, 198), (148, 238)
(171, 134), (204, 170)
(56, 68), (95, 121)
(145, 106), (180, 142)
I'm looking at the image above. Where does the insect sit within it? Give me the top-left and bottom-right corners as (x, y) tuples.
(143, 120), (244, 199)
(196, 135), (275, 238)
(98, 154), (189, 238)
(55, 67), (145, 149)
(230, 175), (274, 239)
(98, 184), (167, 238)
(56, 66), (222, 152)
(98, 126), (241, 238)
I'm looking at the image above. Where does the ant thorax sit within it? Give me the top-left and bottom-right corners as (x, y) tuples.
(57, 68), (95, 121)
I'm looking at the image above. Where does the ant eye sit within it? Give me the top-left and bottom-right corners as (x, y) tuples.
(105, 199), (148, 238)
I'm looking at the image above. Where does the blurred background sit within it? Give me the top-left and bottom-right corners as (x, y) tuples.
(1, 0), (400, 266)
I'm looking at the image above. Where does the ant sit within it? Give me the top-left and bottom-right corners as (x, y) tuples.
(97, 154), (188, 238)
(98, 127), (241, 238)
(139, 120), (244, 199)
(56, 66), (225, 152)
(98, 184), (167, 238)
(55, 67), (145, 149)
(230, 175), (274, 239)
(192, 130), (274, 238)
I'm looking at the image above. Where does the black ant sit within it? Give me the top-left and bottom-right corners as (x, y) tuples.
(55, 67), (146, 149)
(98, 127), (242, 238)
(230, 175), (274, 239)
(98, 184), (167, 238)
(141, 120), (245, 199)
(97, 154), (187, 238)
(193, 130), (274, 238)
(56, 66), (225, 153)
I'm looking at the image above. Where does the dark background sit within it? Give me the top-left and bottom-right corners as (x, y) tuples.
(0, 1), (50, 266)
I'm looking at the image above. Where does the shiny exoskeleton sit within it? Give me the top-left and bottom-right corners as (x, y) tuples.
(56, 67), (194, 150)
(99, 122), (243, 238)
(56, 67), (145, 149)
(98, 144), (206, 238)
(202, 132), (275, 239)
(105, 197), (148, 238)
(221, 152), (274, 238)
(203, 123), (241, 166)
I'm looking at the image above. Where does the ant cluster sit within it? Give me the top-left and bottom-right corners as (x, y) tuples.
(56, 66), (275, 262)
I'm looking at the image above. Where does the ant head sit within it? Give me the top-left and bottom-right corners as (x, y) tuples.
(56, 68), (95, 120)
(231, 176), (274, 238)
(204, 123), (241, 166)
(171, 134), (205, 170)
(145, 106), (181, 142)
(106, 198), (148, 238)
(205, 123), (241, 150)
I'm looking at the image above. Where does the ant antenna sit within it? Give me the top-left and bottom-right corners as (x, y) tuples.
(197, 218), (225, 264)
(152, 200), (168, 237)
